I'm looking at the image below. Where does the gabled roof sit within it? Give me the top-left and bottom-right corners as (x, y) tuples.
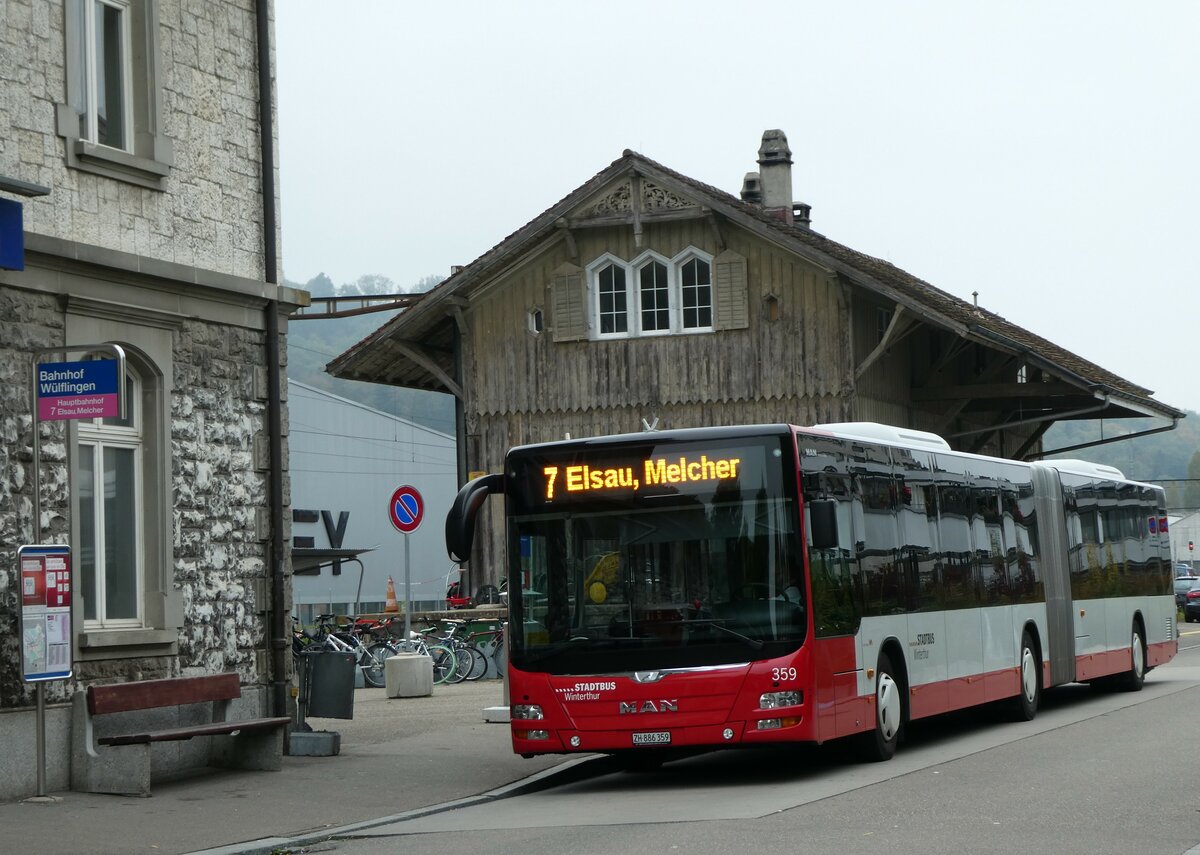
(327, 149), (1182, 423)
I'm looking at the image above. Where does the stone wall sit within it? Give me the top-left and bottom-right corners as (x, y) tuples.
(0, 0), (275, 280)
(0, 287), (69, 708)
(173, 319), (273, 679)
(0, 290), (287, 707)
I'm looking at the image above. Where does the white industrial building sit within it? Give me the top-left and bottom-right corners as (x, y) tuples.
(288, 381), (457, 620)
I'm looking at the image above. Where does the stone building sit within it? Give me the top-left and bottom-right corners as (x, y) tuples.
(0, 0), (304, 800)
(329, 130), (1183, 589)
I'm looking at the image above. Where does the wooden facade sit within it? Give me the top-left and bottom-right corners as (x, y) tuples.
(329, 139), (1182, 588)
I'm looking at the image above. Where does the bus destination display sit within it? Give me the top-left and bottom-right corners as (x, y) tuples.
(538, 447), (758, 502)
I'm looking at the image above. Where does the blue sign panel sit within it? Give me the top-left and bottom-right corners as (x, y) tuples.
(37, 359), (121, 421)
(0, 197), (23, 271)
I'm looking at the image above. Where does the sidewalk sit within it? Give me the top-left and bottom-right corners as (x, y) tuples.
(2, 680), (571, 855)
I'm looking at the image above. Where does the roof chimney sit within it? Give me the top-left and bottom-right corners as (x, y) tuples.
(757, 129), (793, 223)
(740, 172), (762, 203)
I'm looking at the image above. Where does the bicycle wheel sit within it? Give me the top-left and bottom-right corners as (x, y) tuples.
(491, 634), (507, 679)
(363, 642), (395, 688)
(449, 646), (474, 684)
(461, 644), (487, 681)
(428, 644), (456, 684)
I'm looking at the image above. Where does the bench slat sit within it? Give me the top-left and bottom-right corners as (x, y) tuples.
(88, 674), (241, 715)
(97, 716), (292, 746)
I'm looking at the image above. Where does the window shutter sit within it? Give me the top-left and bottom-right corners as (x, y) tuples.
(550, 268), (587, 342)
(713, 250), (749, 330)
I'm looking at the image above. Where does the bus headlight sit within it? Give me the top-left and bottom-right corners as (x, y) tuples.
(514, 729), (550, 740)
(511, 704), (544, 720)
(759, 690), (802, 709)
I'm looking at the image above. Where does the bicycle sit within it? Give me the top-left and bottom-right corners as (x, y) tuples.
(415, 620), (488, 683)
(461, 622), (506, 679)
(297, 614), (398, 688)
(392, 630), (458, 684)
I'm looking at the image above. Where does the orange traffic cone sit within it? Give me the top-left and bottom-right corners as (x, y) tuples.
(384, 576), (399, 613)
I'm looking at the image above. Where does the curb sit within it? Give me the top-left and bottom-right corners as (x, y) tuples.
(184, 754), (614, 855)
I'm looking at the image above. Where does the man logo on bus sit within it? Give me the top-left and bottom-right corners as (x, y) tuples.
(619, 700), (679, 714)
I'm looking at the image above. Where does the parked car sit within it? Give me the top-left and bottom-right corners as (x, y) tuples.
(1176, 572), (1199, 608)
(1184, 580), (1200, 622)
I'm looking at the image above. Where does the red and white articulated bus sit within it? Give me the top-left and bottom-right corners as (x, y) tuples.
(445, 422), (1177, 763)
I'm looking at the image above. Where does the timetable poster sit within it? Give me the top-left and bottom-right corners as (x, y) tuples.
(18, 545), (73, 682)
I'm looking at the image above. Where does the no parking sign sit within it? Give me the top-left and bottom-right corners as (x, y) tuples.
(388, 485), (424, 533)
(388, 485), (424, 640)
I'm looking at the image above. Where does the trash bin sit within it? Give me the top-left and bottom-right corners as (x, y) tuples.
(304, 650), (356, 719)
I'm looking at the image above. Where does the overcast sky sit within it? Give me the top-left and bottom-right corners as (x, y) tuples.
(275, 1), (1199, 413)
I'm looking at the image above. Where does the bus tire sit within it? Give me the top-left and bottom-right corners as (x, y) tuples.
(1011, 629), (1040, 721)
(1118, 621), (1146, 692)
(860, 651), (903, 762)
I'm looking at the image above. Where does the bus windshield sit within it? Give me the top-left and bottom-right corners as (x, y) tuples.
(505, 432), (806, 674)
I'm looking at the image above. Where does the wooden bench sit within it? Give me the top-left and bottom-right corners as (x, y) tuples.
(71, 673), (291, 796)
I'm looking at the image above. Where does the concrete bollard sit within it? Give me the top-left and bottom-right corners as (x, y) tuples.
(384, 653), (433, 698)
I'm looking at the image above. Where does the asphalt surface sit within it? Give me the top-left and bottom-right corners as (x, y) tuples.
(1, 679), (581, 855)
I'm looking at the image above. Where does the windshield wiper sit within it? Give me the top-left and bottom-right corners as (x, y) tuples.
(681, 619), (765, 650)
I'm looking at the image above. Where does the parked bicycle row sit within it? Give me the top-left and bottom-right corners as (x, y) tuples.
(291, 614), (506, 686)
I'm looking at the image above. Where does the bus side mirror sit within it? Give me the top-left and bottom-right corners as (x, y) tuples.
(445, 473), (503, 563)
(808, 498), (839, 550)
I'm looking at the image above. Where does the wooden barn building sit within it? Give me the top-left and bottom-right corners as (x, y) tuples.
(328, 130), (1182, 588)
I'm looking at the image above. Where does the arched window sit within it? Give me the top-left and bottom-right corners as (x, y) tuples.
(679, 255), (713, 331)
(638, 259), (670, 333)
(596, 262), (628, 335)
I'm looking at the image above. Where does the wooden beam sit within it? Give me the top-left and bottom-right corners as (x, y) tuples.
(448, 302), (468, 336)
(390, 340), (463, 399)
(1014, 421), (1053, 460)
(565, 207), (708, 229)
(912, 380), (1084, 402)
(855, 307), (913, 379)
(555, 218), (578, 261)
(630, 173), (644, 249)
(705, 209), (725, 252)
(933, 400), (970, 435)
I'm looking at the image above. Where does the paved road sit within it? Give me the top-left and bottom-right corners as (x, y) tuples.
(272, 650), (1200, 855)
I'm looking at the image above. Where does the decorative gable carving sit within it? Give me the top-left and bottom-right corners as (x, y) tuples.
(575, 178), (698, 220)
(578, 181), (633, 217)
(641, 181), (692, 212)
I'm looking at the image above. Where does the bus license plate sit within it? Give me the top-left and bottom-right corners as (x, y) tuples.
(632, 731), (671, 746)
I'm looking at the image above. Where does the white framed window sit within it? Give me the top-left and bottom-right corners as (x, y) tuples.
(60, 0), (174, 188)
(637, 258), (670, 333)
(73, 0), (134, 150)
(593, 256), (629, 336)
(587, 248), (715, 339)
(678, 253), (713, 331)
(527, 306), (544, 335)
(77, 371), (143, 628)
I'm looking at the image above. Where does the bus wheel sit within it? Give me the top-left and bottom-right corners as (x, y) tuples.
(861, 652), (902, 762)
(1011, 630), (1040, 721)
(1118, 622), (1146, 692)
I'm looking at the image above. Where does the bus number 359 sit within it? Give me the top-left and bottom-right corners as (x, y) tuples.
(772, 667), (798, 682)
